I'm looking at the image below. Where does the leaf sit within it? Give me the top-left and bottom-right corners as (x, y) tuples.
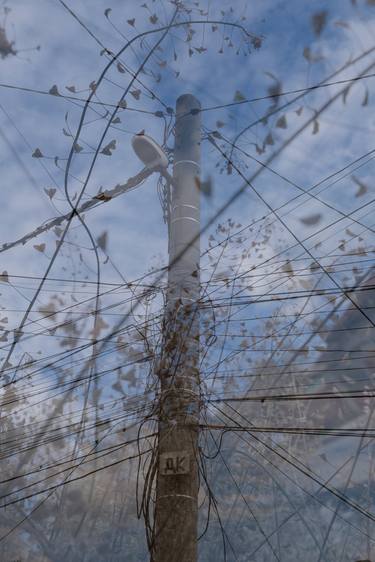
(104, 8), (111, 17)
(117, 62), (125, 73)
(44, 188), (56, 200)
(216, 120), (225, 128)
(89, 81), (97, 92)
(276, 115), (287, 129)
(296, 106), (303, 116)
(234, 90), (246, 102)
(49, 84), (60, 96)
(264, 132), (274, 146)
(303, 47), (324, 63)
(282, 260), (294, 276)
(299, 278), (312, 290)
(33, 243), (46, 253)
(112, 381), (123, 393)
(0, 271), (9, 283)
(95, 192), (112, 203)
(211, 130), (222, 139)
(73, 142), (83, 153)
(127, 18), (135, 27)
(66, 85), (76, 93)
(195, 176), (212, 197)
(342, 86), (350, 104)
(311, 11), (328, 36)
(111, 116), (121, 124)
(312, 120), (319, 135)
(300, 213), (322, 226)
(118, 99), (127, 109)
(149, 14), (158, 24)
(32, 148), (43, 158)
(351, 175), (368, 197)
(362, 89), (369, 106)
(265, 72), (282, 103)
(334, 20), (350, 29)
(38, 303), (56, 318)
(100, 139), (116, 156)
(54, 227), (63, 237)
(97, 231), (108, 251)
(130, 89), (141, 100)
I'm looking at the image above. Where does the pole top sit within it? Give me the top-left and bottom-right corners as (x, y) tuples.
(176, 94), (201, 115)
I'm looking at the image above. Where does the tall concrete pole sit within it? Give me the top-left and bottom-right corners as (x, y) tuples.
(153, 94), (201, 562)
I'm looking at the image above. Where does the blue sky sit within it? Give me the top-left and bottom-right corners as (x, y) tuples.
(1, 1), (375, 560)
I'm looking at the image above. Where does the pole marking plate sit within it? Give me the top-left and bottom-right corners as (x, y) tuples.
(160, 451), (190, 475)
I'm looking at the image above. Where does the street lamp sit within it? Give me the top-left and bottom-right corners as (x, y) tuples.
(131, 133), (169, 170)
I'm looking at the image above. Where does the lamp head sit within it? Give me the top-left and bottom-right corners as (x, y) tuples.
(131, 133), (169, 170)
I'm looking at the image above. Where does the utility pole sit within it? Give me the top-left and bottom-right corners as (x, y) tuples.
(153, 94), (201, 562)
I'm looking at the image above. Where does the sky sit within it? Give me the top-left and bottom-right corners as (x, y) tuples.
(1, 0), (375, 560)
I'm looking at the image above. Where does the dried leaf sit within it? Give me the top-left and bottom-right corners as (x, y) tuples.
(127, 18), (135, 27)
(300, 213), (322, 226)
(73, 143), (83, 153)
(104, 8), (111, 17)
(66, 85), (76, 93)
(351, 175), (368, 197)
(33, 243), (46, 253)
(282, 260), (294, 276)
(130, 89), (141, 100)
(94, 191), (111, 201)
(112, 381), (123, 392)
(234, 90), (246, 102)
(264, 132), (274, 146)
(311, 11), (328, 36)
(97, 231), (108, 251)
(49, 84), (60, 96)
(100, 139), (116, 156)
(299, 278), (312, 290)
(276, 115), (287, 129)
(195, 176), (212, 197)
(303, 46), (324, 63)
(312, 120), (320, 135)
(334, 20), (350, 29)
(117, 62), (125, 73)
(362, 89), (369, 106)
(0, 271), (9, 283)
(265, 72), (282, 104)
(342, 86), (350, 104)
(44, 188), (56, 200)
(149, 14), (158, 24)
(32, 148), (43, 158)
